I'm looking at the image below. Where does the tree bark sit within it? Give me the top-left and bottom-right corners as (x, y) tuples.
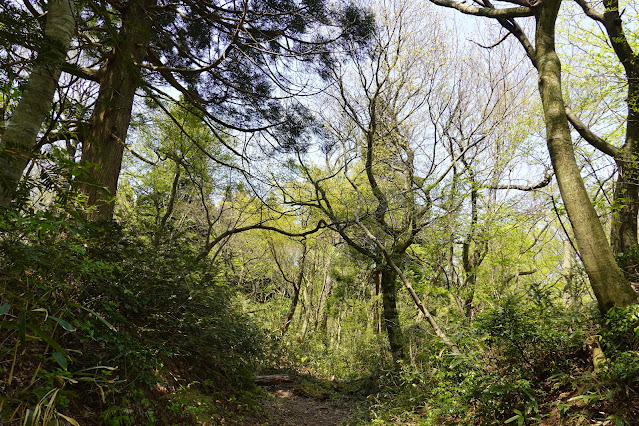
(77, 0), (154, 220)
(375, 270), (382, 334)
(611, 155), (639, 255)
(599, 0), (639, 255)
(299, 281), (312, 340)
(379, 266), (405, 363)
(610, 71), (639, 254)
(153, 164), (180, 246)
(316, 260), (333, 332)
(535, 0), (637, 313)
(461, 172), (486, 320)
(0, 0), (75, 207)
(280, 242), (307, 336)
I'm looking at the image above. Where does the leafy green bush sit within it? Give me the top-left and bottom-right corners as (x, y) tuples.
(0, 208), (264, 424)
(599, 306), (639, 387)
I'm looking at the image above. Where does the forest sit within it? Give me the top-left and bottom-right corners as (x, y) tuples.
(1, 0), (639, 424)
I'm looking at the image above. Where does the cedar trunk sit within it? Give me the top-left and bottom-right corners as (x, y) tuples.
(535, 0), (637, 313)
(78, 0), (153, 220)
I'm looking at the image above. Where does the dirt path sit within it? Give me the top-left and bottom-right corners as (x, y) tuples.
(255, 375), (356, 426)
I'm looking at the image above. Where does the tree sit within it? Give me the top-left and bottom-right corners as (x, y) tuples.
(567, 0), (639, 255)
(0, 0), (76, 207)
(429, 0), (638, 313)
(278, 1), (488, 360)
(49, 0), (372, 221)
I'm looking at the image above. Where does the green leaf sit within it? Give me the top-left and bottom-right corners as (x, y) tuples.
(0, 320), (18, 329)
(53, 351), (68, 370)
(68, 244), (86, 255)
(18, 311), (26, 350)
(50, 316), (76, 332)
(28, 324), (67, 356)
(0, 303), (10, 315)
(505, 410), (523, 424)
(69, 302), (116, 332)
(24, 407), (39, 426)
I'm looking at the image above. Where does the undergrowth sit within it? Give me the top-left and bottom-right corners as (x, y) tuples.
(0, 206), (264, 424)
(342, 297), (639, 425)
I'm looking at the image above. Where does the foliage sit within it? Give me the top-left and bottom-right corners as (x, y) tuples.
(0, 203), (263, 424)
(615, 244), (639, 282)
(354, 298), (605, 425)
(3, 0), (639, 424)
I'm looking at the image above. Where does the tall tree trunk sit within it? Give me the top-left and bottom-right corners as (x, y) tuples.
(316, 260), (333, 332)
(299, 281), (312, 341)
(78, 0), (153, 221)
(600, 0), (639, 255)
(375, 270), (382, 334)
(561, 238), (576, 305)
(281, 243), (307, 336)
(379, 265), (405, 363)
(281, 284), (301, 336)
(0, 0), (75, 207)
(535, 0), (637, 313)
(610, 75), (639, 254)
(611, 158), (639, 255)
(461, 174), (486, 320)
(153, 164), (180, 246)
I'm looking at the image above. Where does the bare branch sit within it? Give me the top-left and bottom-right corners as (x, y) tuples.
(429, 0), (535, 18)
(565, 106), (622, 158)
(573, 0), (604, 22)
(491, 167), (554, 191)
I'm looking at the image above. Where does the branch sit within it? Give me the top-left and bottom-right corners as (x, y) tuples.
(573, 0), (604, 22)
(60, 62), (101, 82)
(195, 219), (327, 263)
(551, 195), (582, 263)
(496, 16), (536, 65)
(470, 32), (511, 49)
(154, 164), (180, 246)
(491, 167), (553, 191)
(601, 0), (637, 77)
(429, 0), (535, 18)
(565, 106), (621, 158)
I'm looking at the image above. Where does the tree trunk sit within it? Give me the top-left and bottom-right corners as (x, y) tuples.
(375, 270), (383, 333)
(611, 75), (639, 254)
(610, 162), (639, 255)
(599, 0), (639, 255)
(535, 0), (637, 313)
(0, 0), (75, 207)
(461, 178), (486, 320)
(316, 262), (333, 332)
(153, 164), (180, 246)
(78, 0), (153, 221)
(281, 284), (301, 336)
(379, 266), (405, 363)
(299, 282), (312, 341)
(561, 239), (576, 305)
(281, 243), (307, 336)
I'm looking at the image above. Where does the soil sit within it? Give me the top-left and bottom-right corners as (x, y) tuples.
(254, 377), (357, 426)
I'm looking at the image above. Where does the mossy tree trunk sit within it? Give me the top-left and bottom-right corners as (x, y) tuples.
(379, 265), (405, 363)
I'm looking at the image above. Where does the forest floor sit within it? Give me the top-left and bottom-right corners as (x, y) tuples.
(253, 374), (361, 425)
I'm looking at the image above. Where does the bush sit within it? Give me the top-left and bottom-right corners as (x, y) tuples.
(0, 209), (263, 424)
